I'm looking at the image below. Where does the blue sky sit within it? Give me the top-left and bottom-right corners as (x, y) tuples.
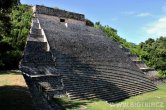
(21, 0), (166, 44)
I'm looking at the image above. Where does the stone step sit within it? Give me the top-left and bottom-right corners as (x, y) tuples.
(31, 28), (42, 35)
(62, 75), (156, 89)
(65, 85), (153, 96)
(56, 62), (141, 74)
(63, 77), (156, 91)
(66, 82), (155, 93)
(54, 58), (138, 69)
(68, 87), (149, 99)
(133, 61), (148, 68)
(31, 74), (61, 78)
(30, 34), (44, 38)
(68, 93), (126, 101)
(61, 70), (151, 85)
(68, 90), (135, 102)
(25, 41), (47, 53)
(67, 87), (155, 102)
(61, 72), (152, 90)
(133, 60), (144, 63)
(119, 46), (130, 52)
(43, 89), (65, 97)
(140, 68), (155, 72)
(69, 94), (96, 100)
(63, 81), (156, 94)
(27, 36), (44, 42)
(63, 74), (151, 85)
(32, 18), (39, 23)
(22, 52), (53, 63)
(94, 68), (148, 81)
(143, 70), (158, 77)
(33, 22), (40, 29)
(65, 84), (156, 94)
(128, 54), (140, 61)
(124, 52), (131, 55)
(64, 80), (156, 92)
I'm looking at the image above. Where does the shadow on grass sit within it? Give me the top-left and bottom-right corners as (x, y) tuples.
(0, 85), (35, 110)
(54, 96), (99, 110)
(0, 70), (21, 75)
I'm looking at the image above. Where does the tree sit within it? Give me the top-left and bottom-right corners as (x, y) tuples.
(137, 37), (166, 76)
(0, 0), (20, 12)
(0, 0), (20, 41)
(0, 3), (32, 69)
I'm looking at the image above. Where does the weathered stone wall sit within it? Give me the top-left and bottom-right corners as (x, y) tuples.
(37, 14), (85, 26)
(67, 18), (85, 26)
(35, 5), (85, 21)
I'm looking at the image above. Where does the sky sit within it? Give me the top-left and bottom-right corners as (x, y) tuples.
(21, 0), (166, 44)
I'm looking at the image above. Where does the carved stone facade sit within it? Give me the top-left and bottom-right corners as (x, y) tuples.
(35, 5), (85, 21)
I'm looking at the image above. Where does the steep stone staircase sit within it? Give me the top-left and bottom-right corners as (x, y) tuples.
(20, 16), (64, 110)
(20, 5), (157, 110)
(116, 42), (158, 78)
(37, 12), (157, 102)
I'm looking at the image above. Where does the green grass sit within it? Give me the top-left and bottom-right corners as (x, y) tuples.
(54, 84), (166, 110)
(0, 71), (35, 110)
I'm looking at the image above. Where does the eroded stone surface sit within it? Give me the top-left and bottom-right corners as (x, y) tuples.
(20, 5), (157, 110)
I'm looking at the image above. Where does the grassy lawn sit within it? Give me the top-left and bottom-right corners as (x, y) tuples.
(54, 84), (166, 110)
(88, 84), (166, 110)
(0, 70), (35, 110)
(0, 71), (166, 110)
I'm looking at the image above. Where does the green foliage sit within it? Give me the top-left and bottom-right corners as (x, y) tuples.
(157, 70), (166, 78)
(1, 50), (22, 69)
(0, 4), (32, 69)
(139, 37), (166, 74)
(10, 5), (32, 50)
(0, 0), (20, 13)
(0, 15), (11, 37)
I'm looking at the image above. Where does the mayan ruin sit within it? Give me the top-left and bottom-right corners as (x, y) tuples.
(18, 5), (158, 110)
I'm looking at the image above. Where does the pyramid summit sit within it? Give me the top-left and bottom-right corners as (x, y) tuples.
(33, 5), (85, 21)
(20, 5), (157, 110)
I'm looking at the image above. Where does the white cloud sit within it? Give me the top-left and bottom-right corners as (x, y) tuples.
(146, 16), (166, 37)
(136, 13), (151, 17)
(122, 11), (151, 17)
(121, 11), (135, 15)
